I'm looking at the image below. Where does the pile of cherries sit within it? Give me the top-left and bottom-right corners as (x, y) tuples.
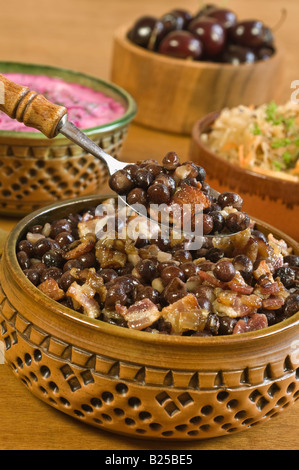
(127, 4), (276, 64)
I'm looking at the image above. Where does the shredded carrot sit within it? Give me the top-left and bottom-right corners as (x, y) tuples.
(290, 160), (299, 174)
(244, 151), (253, 166)
(221, 142), (238, 151)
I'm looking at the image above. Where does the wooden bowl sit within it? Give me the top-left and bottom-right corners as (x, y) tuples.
(111, 25), (283, 135)
(189, 112), (299, 242)
(1, 194), (299, 441)
(0, 62), (137, 217)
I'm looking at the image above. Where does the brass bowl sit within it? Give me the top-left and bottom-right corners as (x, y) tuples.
(1, 194), (299, 441)
(0, 62), (137, 217)
(111, 25), (283, 135)
(189, 112), (299, 241)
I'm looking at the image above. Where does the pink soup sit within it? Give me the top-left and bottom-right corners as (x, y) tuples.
(0, 73), (126, 132)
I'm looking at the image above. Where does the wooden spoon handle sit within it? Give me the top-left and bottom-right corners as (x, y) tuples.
(0, 74), (67, 138)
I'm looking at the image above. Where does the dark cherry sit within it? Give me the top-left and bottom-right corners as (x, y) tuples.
(194, 4), (217, 19)
(158, 11), (185, 37)
(170, 9), (193, 29)
(261, 25), (274, 47)
(128, 16), (159, 48)
(158, 30), (203, 60)
(188, 17), (226, 58)
(206, 8), (237, 29)
(229, 20), (265, 48)
(257, 46), (275, 60)
(221, 44), (256, 64)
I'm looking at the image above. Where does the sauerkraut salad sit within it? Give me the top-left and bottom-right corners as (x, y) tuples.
(201, 101), (299, 182)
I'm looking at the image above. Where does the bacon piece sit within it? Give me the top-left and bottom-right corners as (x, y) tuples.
(233, 313), (268, 334)
(260, 281), (279, 295)
(161, 293), (206, 334)
(262, 297), (285, 310)
(253, 259), (272, 280)
(64, 235), (95, 260)
(70, 268), (107, 302)
(228, 271), (254, 294)
(38, 278), (64, 301)
(213, 290), (262, 318)
(67, 281), (100, 318)
(168, 183), (212, 228)
(78, 218), (101, 238)
(198, 270), (226, 288)
(116, 298), (161, 330)
(228, 282), (254, 294)
(171, 184), (211, 210)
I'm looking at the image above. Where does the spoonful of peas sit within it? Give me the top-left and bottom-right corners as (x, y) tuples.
(0, 74), (250, 239)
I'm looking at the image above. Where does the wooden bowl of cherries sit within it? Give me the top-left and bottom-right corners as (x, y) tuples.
(111, 4), (284, 134)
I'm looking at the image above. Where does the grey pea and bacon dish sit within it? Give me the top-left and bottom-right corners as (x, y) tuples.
(16, 152), (299, 336)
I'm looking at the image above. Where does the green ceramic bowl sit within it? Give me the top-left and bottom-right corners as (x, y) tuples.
(0, 62), (137, 216)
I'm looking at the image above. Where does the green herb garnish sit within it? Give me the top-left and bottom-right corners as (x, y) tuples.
(283, 151), (293, 165)
(271, 138), (292, 148)
(272, 160), (284, 171)
(251, 122), (261, 135)
(265, 101), (278, 122)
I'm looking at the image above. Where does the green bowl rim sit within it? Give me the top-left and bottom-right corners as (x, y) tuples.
(0, 61), (137, 139)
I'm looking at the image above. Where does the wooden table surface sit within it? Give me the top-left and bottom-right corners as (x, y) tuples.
(0, 0), (299, 451)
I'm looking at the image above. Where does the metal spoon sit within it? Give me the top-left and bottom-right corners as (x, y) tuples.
(0, 74), (237, 241)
